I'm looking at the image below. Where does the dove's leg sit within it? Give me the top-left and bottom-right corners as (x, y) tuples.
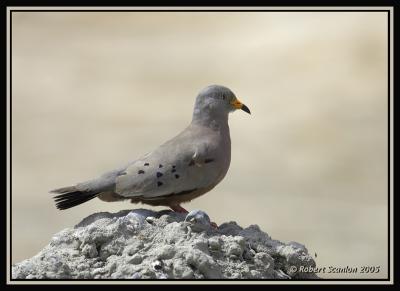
(170, 204), (189, 213)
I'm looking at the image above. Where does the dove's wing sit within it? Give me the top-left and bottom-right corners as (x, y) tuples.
(115, 124), (227, 199)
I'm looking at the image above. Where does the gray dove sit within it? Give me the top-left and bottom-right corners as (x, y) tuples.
(51, 85), (250, 213)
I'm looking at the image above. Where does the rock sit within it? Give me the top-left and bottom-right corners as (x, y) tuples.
(184, 210), (211, 232)
(11, 209), (319, 279)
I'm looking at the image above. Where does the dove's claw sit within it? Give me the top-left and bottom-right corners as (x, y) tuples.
(210, 222), (218, 229)
(170, 204), (189, 213)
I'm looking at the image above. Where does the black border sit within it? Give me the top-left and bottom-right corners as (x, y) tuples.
(5, 6), (393, 284)
(4, 9), (396, 12)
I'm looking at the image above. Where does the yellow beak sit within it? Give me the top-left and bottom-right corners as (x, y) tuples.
(231, 98), (251, 114)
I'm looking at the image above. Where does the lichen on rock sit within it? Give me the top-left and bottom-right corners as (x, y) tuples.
(12, 209), (319, 279)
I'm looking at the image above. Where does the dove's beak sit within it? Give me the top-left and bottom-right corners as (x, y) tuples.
(231, 98), (251, 114)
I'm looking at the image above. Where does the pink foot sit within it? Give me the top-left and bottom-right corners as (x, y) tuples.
(170, 204), (189, 213)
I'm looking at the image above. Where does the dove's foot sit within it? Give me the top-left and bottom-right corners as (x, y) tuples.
(210, 222), (218, 229)
(170, 204), (189, 213)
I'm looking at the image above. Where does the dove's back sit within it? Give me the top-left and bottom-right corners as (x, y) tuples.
(52, 122), (231, 209)
(115, 123), (231, 202)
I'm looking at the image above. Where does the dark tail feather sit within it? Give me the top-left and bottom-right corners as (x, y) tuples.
(50, 186), (100, 210)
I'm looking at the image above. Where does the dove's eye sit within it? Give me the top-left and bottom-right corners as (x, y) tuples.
(222, 95), (226, 100)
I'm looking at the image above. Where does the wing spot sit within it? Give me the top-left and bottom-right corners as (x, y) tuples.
(144, 163), (149, 166)
(159, 164), (163, 168)
(157, 181), (163, 187)
(156, 172), (163, 178)
(204, 158), (215, 164)
(175, 174), (180, 179)
(171, 169), (177, 173)
(138, 170), (145, 174)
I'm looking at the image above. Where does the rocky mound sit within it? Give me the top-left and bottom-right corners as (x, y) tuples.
(12, 209), (318, 279)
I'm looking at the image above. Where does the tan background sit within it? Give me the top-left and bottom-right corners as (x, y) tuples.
(11, 11), (388, 279)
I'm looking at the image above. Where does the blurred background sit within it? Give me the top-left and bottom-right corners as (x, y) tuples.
(11, 11), (388, 279)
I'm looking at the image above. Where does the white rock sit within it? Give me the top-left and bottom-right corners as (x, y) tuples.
(11, 208), (318, 279)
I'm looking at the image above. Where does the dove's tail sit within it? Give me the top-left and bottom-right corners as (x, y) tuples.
(50, 186), (100, 210)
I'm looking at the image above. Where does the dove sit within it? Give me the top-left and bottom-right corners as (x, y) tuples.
(51, 85), (250, 214)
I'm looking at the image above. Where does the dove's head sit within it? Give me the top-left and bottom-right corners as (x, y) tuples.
(192, 85), (250, 124)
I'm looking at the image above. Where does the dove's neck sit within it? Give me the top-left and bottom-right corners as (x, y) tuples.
(191, 110), (229, 131)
